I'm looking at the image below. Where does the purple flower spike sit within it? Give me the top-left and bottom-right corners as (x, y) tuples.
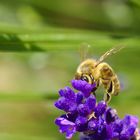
(88, 119), (98, 131)
(55, 117), (76, 139)
(75, 116), (88, 132)
(85, 95), (96, 111)
(121, 115), (139, 137)
(55, 97), (76, 113)
(71, 79), (96, 97)
(55, 86), (77, 113)
(111, 115), (139, 140)
(59, 87), (76, 100)
(95, 101), (107, 117)
(76, 92), (84, 104)
(77, 104), (90, 117)
(112, 119), (123, 133)
(54, 79), (140, 140)
(54, 97), (69, 111)
(123, 115), (139, 128)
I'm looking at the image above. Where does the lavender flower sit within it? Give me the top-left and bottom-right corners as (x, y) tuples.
(71, 79), (96, 97)
(55, 116), (76, 139)
(54, 79), (139, 140)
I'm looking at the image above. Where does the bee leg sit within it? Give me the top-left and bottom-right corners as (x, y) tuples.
(107, 81), (113, 93)
(104, 92), (111, 103)
(104, 80), (113, 103)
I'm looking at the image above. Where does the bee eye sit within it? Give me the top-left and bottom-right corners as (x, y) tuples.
(81, 75), (89, 82)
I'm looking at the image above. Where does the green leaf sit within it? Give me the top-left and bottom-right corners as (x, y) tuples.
(0, 28), (140, 51)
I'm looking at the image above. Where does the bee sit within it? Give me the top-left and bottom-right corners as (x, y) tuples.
(75, 46), (124, 103)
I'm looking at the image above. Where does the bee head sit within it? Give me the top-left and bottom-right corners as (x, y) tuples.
(75, 73), (94, 84)
(75, 59), (96, 84)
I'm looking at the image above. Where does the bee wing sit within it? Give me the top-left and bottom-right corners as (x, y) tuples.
(79, 44), (91, 62)
(96, 45), (125, 66)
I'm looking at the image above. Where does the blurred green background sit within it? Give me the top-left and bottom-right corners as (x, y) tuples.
(0, 0), (140, 140)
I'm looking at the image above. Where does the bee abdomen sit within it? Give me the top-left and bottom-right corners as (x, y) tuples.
(101, 79), (110, 89)
(112, 74), (120, 95)
(101, 65), (113, 79)
(100, 64), (120, 95)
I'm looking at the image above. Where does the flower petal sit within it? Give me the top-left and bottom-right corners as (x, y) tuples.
(75, 116), (88, 132)
(85, 95), (96, 111)
(76, 92), (84, 104)
(95, 101), (107, 117)
(55, 117), (76, 139)
(71, 79), (96, 97)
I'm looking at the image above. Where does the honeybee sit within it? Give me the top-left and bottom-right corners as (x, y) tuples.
(75, 46), (124, 103)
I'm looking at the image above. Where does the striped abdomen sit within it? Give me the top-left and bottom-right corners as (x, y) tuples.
(99, 63), (120, 96)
